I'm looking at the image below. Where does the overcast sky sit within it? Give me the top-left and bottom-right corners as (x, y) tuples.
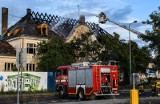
(0, 0), (160, 47)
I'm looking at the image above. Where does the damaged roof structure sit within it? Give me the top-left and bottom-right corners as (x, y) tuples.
(0, 8), (112, 57)
(0, 7), (113, 71)
(0, 40), (16, 56)
(2, 8), (111, 40)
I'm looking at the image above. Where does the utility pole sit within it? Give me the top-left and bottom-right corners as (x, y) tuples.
(17, 51), (21, 104)
(17, 67), (19, 104)
(17, 49), (23, 104)
(129, 21), (137, 85)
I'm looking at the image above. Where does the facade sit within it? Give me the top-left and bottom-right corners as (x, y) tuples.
(0, 37), (48, 72)
(0, 7), (110, 72)
(0, 40), (16, 71)
(0, 56), (16, 71)
(8, 36), (48, 71)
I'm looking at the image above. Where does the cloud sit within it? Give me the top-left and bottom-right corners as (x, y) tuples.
(0, 0), (128, 23)
(0, 0), (151, 48)
(134, 39), (149, 48)
(106, 5), (133, 21)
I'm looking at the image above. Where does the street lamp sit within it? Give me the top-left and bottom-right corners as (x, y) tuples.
(129, 20), (137, 85)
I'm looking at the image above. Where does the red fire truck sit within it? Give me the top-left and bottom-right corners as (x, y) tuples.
(56, 61), (119, 100)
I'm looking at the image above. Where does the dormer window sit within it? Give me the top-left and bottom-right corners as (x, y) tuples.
(37, 23), (48, 35)
(7, 31), (13, 36)
(13, 28), (20, 35)
(42, 26), (47, 35)
(7, 28), (20, 36)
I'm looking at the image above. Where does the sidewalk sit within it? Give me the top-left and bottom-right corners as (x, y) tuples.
(0, 92), (57, 98)
(0, 92), (58, 104)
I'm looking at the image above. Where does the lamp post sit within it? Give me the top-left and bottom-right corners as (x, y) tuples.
(129, 20), (137, 85)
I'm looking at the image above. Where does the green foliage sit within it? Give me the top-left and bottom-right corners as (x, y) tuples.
(131, 44), (151, 72)
(140, 7), (160, 68)
(36, 29), (152, 80)
(98, 32), (129, 66)
(11, 64), (18, 71)
(98, 32), (151, 83)
(36, 35), (75, 72)
(69, 32), (103, 62)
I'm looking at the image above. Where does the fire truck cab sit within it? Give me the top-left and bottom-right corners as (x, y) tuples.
(56, 61), (119, 100)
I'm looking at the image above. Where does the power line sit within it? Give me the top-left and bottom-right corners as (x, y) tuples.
(8, 14), (22, 18)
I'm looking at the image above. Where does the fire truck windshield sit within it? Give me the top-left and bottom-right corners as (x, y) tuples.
(56, 69), (67, 77)
(56, 70), (61, 77)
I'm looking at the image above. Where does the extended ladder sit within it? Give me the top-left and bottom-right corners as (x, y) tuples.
(96, 65), (101, 91)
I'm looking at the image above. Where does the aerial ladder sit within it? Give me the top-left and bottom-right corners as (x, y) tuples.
(98, 12), (144, 36)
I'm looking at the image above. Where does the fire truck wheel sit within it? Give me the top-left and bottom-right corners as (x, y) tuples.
(59, 88), (65, 98)
(90, 93), (96, 100)
(78, 89), (85, 101)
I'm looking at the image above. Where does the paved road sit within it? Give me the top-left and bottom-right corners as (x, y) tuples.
(47, 90), (156, 104)
(0, 90), (159, 104)
(51, 97), (160, 104)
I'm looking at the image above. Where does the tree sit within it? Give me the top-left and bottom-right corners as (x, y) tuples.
(140, 7), (160, 67)
(97, 32), (131, 83)
(98, 32), (129, 66)
(11, 64), (18, 71)
(131, 42), (151, 73)
(98, 32), (152, 84)
(36, 35), (75, 72)
(69, 32), (103, 62)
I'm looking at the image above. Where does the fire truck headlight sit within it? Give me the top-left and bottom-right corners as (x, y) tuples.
(61, 80), (66, 82)
(56, 80), (60, 82)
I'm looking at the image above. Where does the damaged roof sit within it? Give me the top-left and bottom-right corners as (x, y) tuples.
(0, 40), (16, 56)
(2, 9), (111, 40)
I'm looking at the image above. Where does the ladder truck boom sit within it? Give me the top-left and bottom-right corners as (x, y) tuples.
(98, 12), (144, 36)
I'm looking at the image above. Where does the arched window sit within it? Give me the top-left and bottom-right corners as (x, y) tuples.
(37, 23), (48, 35)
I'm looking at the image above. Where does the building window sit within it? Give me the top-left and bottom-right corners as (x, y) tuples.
(26, 63), (35, 71)
(37, 23), (48, 35)
(27, 43), (36, 54)
(42, 26), (47, 35)
(5, 63), (14, 71)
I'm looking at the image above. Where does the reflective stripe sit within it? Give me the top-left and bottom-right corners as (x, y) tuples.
(112, 88), (117, 90)
(61, 80), (66, 82)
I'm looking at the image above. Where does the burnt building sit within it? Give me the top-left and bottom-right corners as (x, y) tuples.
(0, 8), (110, 71)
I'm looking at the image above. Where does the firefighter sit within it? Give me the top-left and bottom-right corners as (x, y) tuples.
(156, 80), (160, 96)
(138, 82), (144, 95)
(151, 80), (156, 96)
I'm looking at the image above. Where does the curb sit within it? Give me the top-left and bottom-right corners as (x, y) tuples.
(0, 92), (57, 98)
(119, 89), (151, 92)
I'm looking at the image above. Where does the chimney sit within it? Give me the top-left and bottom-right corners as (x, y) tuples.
(26, 8), (31, 15)
(1, 7), (8, 36)
(79, 15), (85, 25)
